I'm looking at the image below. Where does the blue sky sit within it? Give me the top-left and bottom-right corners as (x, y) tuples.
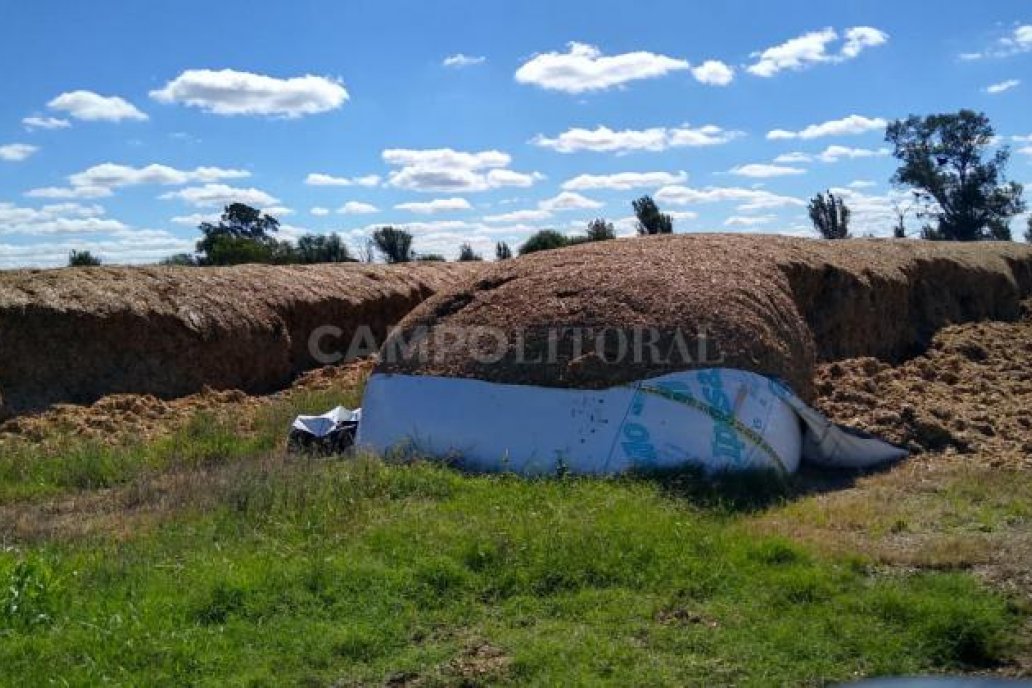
(1, 0), (1030, 267)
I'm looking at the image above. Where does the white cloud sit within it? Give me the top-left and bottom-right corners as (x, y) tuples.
(338, 201), (379, 215)
(394, 197), (472, 213)
(655, 184), (804, 211)
(539, 191), (603, 211)
(24, 186), (111, 200)
(0, 144), (38, 162)
(562, 170), (688, 190)
(691, 60), (734, 86)
(767, 114), (886, 140)
(483, 209), (553, 223)
(960, 25), (1032, 60)
(730, 163), (805, 178)
(724, 215), (776, 227)
(747, 26), (888, 77)
(773, 152), (813, 164)
(22, 116), (71, 130)
(68, 163), (250, 190)
(816, 145), (890, 162)
(310, 206), (330, 216)
(150, 69), (348, 117)
(986, 79), (1020, 94)
(170, 212), (219, 226)
(443, 53), (486, 68)
(159, 184), (279, 208)
(848, 179), (877, 188)
(531, 124), (742, 153)
(514, 42), (690, 93)
(383, 147), (541, 192)
(0, 201), (127, 235)
(304, 172), (381, 187)
(263, 206), (293, 217)
(48, 90), (148, 122)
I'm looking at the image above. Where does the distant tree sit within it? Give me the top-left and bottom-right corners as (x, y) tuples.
(495, 241), (513, 260)
(891, 200), (912, 239)
(372, 226), (414, 263)
(68, 250), (101, 267)
(196, 203), (281, 265)
(295, 233), (355, 263)
(808, 191), (851, 239)
(518, 229), (570, 255)
(632, 195), (673, 235)
(1025, 216), (1032, 244)
(361, 238), (377, 263)
(885, 110), (1025, 241)
(457, 242), (483, 261)
(415, 253), (447, 262)
(585, 218), (616, 241)
(161, 253), (198, 266)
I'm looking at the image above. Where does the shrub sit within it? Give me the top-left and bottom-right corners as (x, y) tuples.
(518, 229), (569, 255)
(67, 250), (101, 267)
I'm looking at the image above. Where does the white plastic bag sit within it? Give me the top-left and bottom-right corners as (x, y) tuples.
(355, 369), (906, 475)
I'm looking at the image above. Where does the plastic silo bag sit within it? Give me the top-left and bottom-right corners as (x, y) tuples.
(354, 369), (906, 475)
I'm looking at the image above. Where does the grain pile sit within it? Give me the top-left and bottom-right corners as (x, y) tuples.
(377, 234), (1032, 400)
(0, 263), (477, 418)
(813, 301), (1032, 467)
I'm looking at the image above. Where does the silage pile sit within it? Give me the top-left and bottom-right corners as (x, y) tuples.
(376, 234), (1032, 401)
(0, 262), (476, 418)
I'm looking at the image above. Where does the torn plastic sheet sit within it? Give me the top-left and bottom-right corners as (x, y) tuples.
(354, 369), (907, 475)
(289, 406), (362, 455)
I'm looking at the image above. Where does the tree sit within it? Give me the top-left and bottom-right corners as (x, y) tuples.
(415, 253), (447, 262)
(1025, 216), (1032, 244)
(808, 191), (851, 239)
(457, 242), (482, 261)
(68, 250), (101, 267)
(632, 195), (673, 235)
(196, 203), (281, 265)
(161, 253), (198, 266)
(372, 226), (413, 263)
(495, 241), (512, 260)
(885, 110), (1025, 241)
(585, 218), (616, 241)
(891, 200), (912, 239)
(518, 229), (569, 255)
(295, 233), (355, 263)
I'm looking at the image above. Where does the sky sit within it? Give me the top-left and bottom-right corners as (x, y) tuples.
(1, 0), (1030, 267)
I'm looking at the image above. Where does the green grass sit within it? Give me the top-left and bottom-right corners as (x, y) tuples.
(0, 386), (363, 502)
(0, 456), (1022, 687)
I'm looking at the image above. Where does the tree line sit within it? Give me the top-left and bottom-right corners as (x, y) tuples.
(67, 109), (1032, 267)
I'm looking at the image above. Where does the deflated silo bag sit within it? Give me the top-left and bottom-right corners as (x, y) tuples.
(354, 369), (906, 475)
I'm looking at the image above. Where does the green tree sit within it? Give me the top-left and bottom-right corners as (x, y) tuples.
(885, 110), (1025, 241)
(160, 253), (198, 266)
(1025, 216), (1032, 244)
(196, 203), (281, 265)
(68, 250), (101, 267)
(457, 243), (483, 261)
(808, 191), (851, 239)
(372, 226), (414, 263)
(495, 241), (512, 260)
(585, 218), (616, 241)
(415, 253), (447, 262)
(295, 233), (354, 263)
(518, 229), (569, 255)
(632, 195), (673, 235)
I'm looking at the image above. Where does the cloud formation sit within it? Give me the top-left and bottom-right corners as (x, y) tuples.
(515, 42), (691, 93)
(48, 90), (148, 121)
(383, 147), (542, 192)
(767, 114), (886, 140)
(747, 26), (888, 77)
(150, 69), (348, 117)
(532, 124), (742, 153)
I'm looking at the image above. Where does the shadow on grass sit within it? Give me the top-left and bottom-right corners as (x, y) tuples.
(638, 459), (906, 514)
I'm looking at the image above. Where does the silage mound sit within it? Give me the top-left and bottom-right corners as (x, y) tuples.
(0, 262), (476, 418)
(813, 303), (1032, 466)
(376, 234), (1032, 400)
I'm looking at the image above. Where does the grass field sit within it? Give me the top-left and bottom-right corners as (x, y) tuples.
(0, 378), (1029, 686)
